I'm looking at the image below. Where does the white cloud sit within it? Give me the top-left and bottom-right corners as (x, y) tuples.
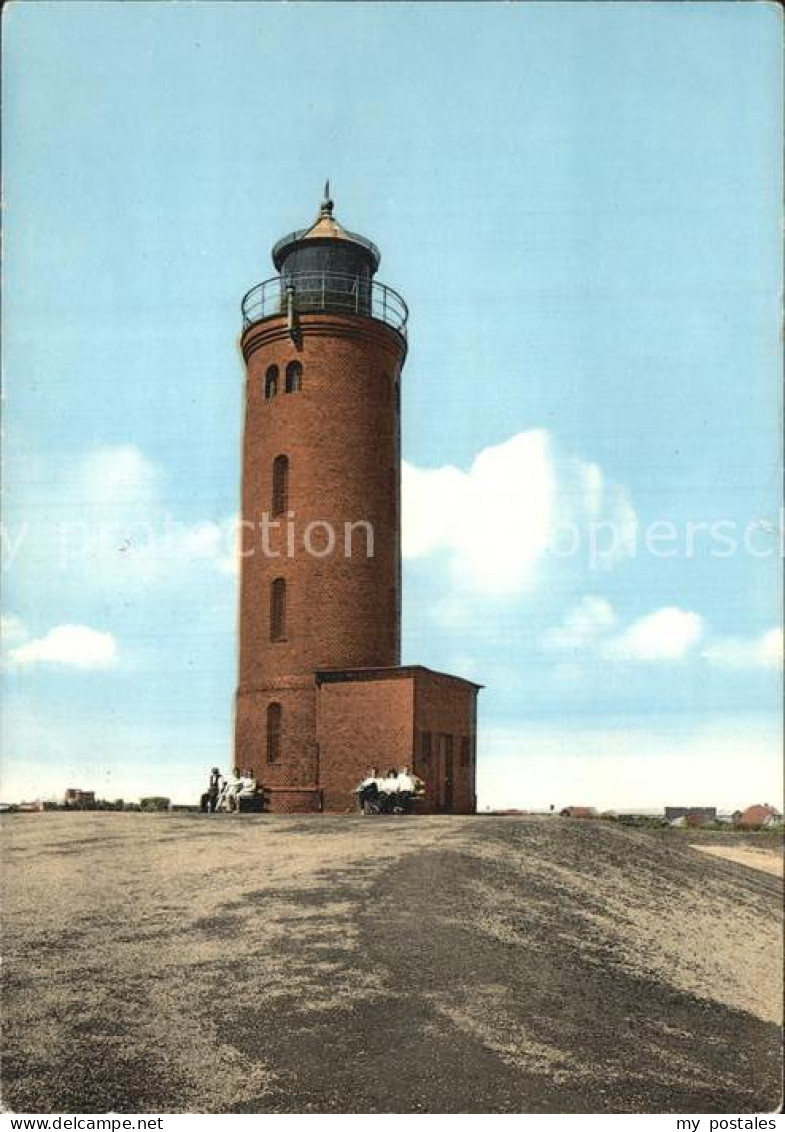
(66, 446), (236, 584)
(4, 445), (237, 591)
(701, 628), (783, 671)
(76, 445), (161, 510)
(402, 430), (636, 597)
(541, 595), (617, 651)
(601, 606), (704, 662)
(542, 601), (781, 671)
(7, 625), (118, 670)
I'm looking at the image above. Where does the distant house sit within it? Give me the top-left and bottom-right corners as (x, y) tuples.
(684, 812), (712, 828)
(560, 806), (598, 819)
(64, 788), (96, 808)
(140, 796), (171, 812)
(665, 807), (716, 826)
(735, 804), (782, 829)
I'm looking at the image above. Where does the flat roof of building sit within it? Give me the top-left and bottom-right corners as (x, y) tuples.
(314, 664), (483, 690)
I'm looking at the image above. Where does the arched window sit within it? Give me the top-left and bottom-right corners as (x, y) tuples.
(270, 577), (286, 641)
(265, 365), (279, 400)
(266, 703), (281, 763)
(272, 454), (288, 516)
(285, 360), (302, 393)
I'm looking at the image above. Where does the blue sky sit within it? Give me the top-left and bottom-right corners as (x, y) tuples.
(2, 1), (782, 809)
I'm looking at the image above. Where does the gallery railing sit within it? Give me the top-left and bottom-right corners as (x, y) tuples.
(241, 272), (408, 336)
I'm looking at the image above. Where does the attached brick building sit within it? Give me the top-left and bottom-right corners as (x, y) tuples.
(234, 189), (481, 812)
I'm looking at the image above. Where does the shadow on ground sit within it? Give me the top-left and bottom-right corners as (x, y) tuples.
(2, 814), (782, 1113)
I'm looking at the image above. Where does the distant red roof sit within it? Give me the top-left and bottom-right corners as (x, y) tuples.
(560, 806), (598, 819)
(736, 804), (782, 828)
(685, 811), (713, 827)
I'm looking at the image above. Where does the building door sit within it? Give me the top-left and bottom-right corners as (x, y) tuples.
(438, 734), (454, 812)
(444, 749), (454, 812)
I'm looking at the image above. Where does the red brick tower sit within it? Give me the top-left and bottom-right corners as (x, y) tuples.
(235, 188), (480, 813)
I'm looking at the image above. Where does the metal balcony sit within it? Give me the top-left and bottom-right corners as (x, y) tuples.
(241, 272), (408, 337)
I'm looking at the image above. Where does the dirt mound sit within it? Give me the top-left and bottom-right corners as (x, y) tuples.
(2, 814), (781, 1113)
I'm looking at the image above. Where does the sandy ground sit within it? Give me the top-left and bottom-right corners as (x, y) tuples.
(689, 843), (783, 878)
(1, 813), (782, 1114)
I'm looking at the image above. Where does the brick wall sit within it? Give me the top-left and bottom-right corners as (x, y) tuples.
(235, 311), (406, 806)
(232, 283), (481, 817)
(238, 313), (405, 686)
(235, 675), (320, 812)
(316, 674), (415, 812)
(413, 670), (478, 814)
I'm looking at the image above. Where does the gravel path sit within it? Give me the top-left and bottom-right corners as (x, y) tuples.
(2, 813), (781, 1113)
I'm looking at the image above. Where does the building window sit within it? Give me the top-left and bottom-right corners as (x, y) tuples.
(266, 703), (281, 763)
(272, 455), (288, 516)
(270, 577), (286, 641)
(420, 730), (432, 764)
(460, 736), (471, 768)
(265, 365), (279, 399)
(285, 361), (302, 393)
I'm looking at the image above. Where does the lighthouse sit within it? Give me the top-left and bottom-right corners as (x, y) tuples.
(235, 188), (480, 813)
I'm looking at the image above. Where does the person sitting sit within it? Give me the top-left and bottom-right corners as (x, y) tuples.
(237, 768), (256, 795)
(379, 768), (400, 794)
(215, 767), (241, 812)
(228, 767), (248, 812)
(355, 767), (380, 813)
(235, 769), (260, 813)
(397, 766), (415, 794)
(401, 766), (425, 797)
(201, 767), (222, 813)
(376, 768), (406, 813)
(394, 766), (424, 813)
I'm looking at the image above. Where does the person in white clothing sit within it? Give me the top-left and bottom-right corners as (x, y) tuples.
(395, 766), (424, 812)
(234, 769), (258, 812)
(396, 767), (415, 793)
(216, 767), (241, 812)
(379, 768), (400, 794)
(237, 768), (256, 794)
(355, 767), (380, 812)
